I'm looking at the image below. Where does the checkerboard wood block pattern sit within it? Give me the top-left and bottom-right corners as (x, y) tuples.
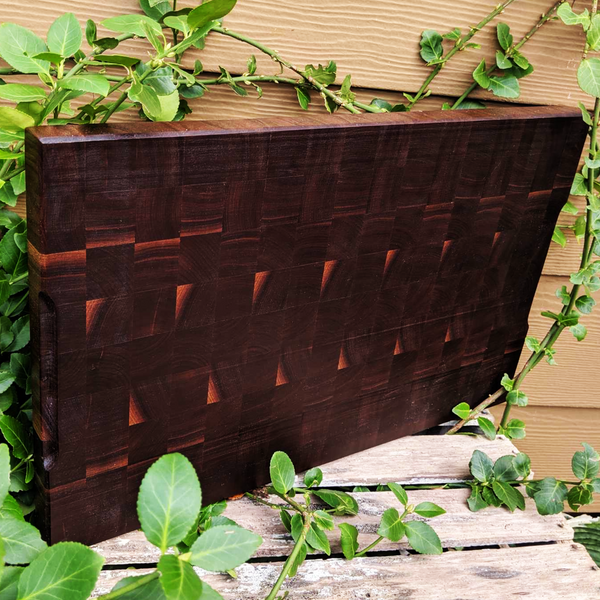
(25, 107), (586, 545)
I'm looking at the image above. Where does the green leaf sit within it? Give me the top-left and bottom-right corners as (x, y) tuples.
(303, 467), (322, 488)
(47, 13), (82, 57)
(589, 15), (600, 51)
(477, 417), (496, 440)
(496, 22), (513, 51)
(419, 30), (443, 64)
(495, 51), (512, 70)
(0, 517), (46, 565)
(578, 58), (600, 97)
(493, 455), (519, 482)
(571, 173), (587, 196)
(306, 522), (330, 555)
(312, 490), (358, 515)
(0, 566), (23, 599)
(0, 85), (45, 104)
(198, 582), (223, 600)
(0, 373), (14, 396)
(377, 508), (406, 542)
(61, 74), (110, 97)
(338, 523), (358, 559)
(313, 510), (334, 531)
(293, 86), (310, 110)
(269, 451), (295, 495)
(101, 15), (162, 38)
(109, 574), (166, 600)
(0, 416), (31, 460)
(188, 0), (237, 30)
(179, 84), (205, 100)
(572, 443), (600, 480)
(552, 226), (567, 248)
(144, 90), (179, 122)
(0, 445), (10, 508)
(0, 318), (14, 353)
(128, 82), (161, 119)
(469, 450), (493, 483)
(443, 28), (461, 41)
(492, 480), (519, 511)
(304, 63), (336, 86)
(0, 109), (35, 134)
(158, 555), (202, 600)
(0, 494), (24, 522)
(387, 482), (408, 507)
(137, 453), (202, 553)
(506, 390), (528, 407)
(591, 478), (600, 493)
(533, 477), (568, 515)
(557, 2), (591, 27)
(500, 374), (514, 392)
(567, 485), (593, 511)
(9, 354), (29, 391)
(6, 317), (30, 353)
(85, 19), (97, 46)
(488, 75), (520, 99)
(404, 521), (442, 555)
(140, 0), (172, 21)
(570, 323), (588, 341)
(576, 295), (596, 314)
(513, 453), (531, 478)
(556, 285), (571, 305)
(451, 402), (471, 420)
(413, 502), (446, 518)
(483, 486), (503, 508)
(0, 24), (49, 74)
(512, 51), (529, 70)
(472, 59), (490, 89)
(466, 486), (488, 512)
(17, 542), (103, 600)
(504, 418), (526, 440)
(190, 526), (262, 571)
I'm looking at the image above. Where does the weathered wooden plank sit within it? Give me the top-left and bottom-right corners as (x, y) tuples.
(294, 435), (517, 487)
(92, 543), (600, 598)
(2, 0), (591, 107)
(92, 488), (573, 565)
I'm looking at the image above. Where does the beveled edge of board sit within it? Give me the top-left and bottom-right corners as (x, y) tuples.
(25, 105), (583, 146)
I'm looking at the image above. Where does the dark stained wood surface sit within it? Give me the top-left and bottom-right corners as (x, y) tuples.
(25, 107), (587, 545)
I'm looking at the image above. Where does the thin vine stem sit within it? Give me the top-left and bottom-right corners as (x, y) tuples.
(407, 0), (518, 109)
(452, 0), (563, 109)
(213, 26), (362, 114)
(264, 513), (311, 600)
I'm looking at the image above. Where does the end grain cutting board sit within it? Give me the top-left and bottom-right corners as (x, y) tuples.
(25, 107), (586, 544)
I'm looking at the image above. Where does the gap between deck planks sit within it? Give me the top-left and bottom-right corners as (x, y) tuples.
(91, 434), (600, 598)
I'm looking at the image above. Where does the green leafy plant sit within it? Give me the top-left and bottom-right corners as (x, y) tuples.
(245, 451), (445, 599)
(448, 1), (600, 439)
(466, 444), (600, 515)
(0, 448), (263, 600)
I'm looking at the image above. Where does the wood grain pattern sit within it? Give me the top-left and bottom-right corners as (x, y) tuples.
(0, 0), (592, 107)
(91, 544), (600, 599)
(26, 107), (586, 545)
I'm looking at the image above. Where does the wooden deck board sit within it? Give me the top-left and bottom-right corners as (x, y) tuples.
(93, 544), (600, 599)
(91, 433), (600, 597)
(93, 488), (573, 564)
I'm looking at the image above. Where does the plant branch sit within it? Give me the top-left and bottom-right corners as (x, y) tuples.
(408, 0), (518, 109)
(452, 0), (563, 109)
(264, 513), (311, 600)
(355, 535), (384, 557)
(446, 387), (506, 435)
(213, 26), (362, 114)
(245, 492), (285, 511)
